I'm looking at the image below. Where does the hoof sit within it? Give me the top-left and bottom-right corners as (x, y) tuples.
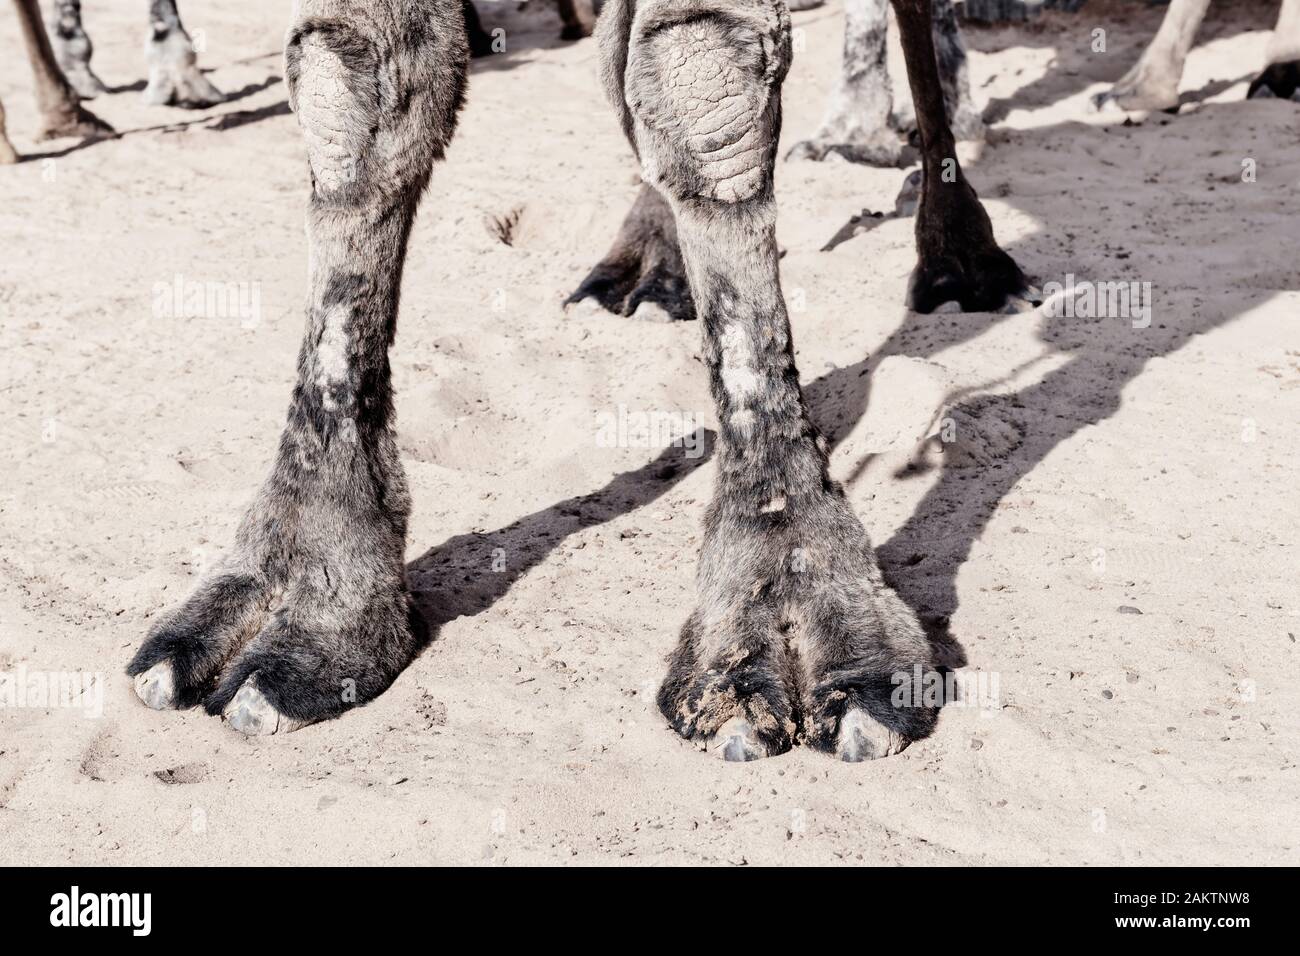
(223, 680), (303, 736)
(1247, 61), (1300, 101)
(785, 135), (913, 168)
(1090, 86), (1178, 115)
(37, 105), (115, 142)
(706, 718), (769, 762)
(64, 66), (108, 100)
(836, 707), (908, 762)
(133, 661), (177, 710)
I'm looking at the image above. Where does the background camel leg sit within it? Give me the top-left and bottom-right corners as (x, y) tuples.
(1093, 0), (1212, 112)
(11, 0), (112, 140)
(45, 0), (108, 98)
(0, 95), (19, 163)
(143, 0), (224, 107)
(597, 0), (939, 761)
(891, 0), (1027, 312)
(789, 0), (982, 165)
(556, 0), (596, 40)
(786, 0), (902, 164)
(564, 182), (693, 320)
(127, 0), (469, 734)
(1249, 0), (1300, 100)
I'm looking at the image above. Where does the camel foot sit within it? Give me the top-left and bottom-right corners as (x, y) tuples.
(659, 497), (940, 762)
(566, 183), (694, 321)
(1248, 61), (1300, 101)
(37, 102), (115, 142)
(1091, 75), (1179, 114)
(144, 30), (224, 107)
(63, 63), (108, 100)
(786, 129), (914, 167)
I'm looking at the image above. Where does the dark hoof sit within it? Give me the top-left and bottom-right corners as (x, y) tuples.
(1247, 61), (1300, 101)
(909, 245), (1029, 314)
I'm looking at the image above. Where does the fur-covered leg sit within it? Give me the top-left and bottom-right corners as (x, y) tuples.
(0, 96), (18, 164)
(127, 0), (469, 734)
(142, 0), (225, 107)
(787, 0), (906, 165)
(600, 0), (938, 760)
(557, 0), (597, 40)
(45, 0), (108, 99)
(11, 0), (113, 141)
(1249, 0), (1300, 101)
(892, 0), (1027, 312)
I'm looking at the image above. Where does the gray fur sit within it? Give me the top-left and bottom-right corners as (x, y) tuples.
(45, 0), (107, 98)
(126, 0), (469, 732)
(143, 0), (224, 107)
(596, 0), (939, 759)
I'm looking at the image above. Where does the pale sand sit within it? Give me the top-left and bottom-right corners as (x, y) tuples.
(1, 0), (1297, 865)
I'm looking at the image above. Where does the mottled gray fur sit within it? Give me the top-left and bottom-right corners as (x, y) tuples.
(127, 0), (468, 733)
(45, 0), (106, 98)
(41, 0), (224, 106)
(143, 0), (224, 106)
(573, 0), (1026, 323)
(596, 0), (940, 760)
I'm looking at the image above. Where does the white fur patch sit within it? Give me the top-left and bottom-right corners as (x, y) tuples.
(719, 323), (761, 401)
(314, 304), (350, 408)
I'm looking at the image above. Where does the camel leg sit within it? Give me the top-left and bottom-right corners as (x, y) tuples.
(462, 0), (496, 57)
(788, 0), (979, 165)
(1248, 0), (1300, 100)
(556, 0), (597, 40)
(11, 0), (113, 141)
(597, 0), (939, 761)
(891, 0), (1026, 312)
(127, 0), (468, 734)
(928, 0), (983, 140)
(143, 0), (224, 107)
(786, 0), (903, 164)
(1093, 0), (1212, 113)
(0, 96), (18, 163)
(45, 0), (108, 98)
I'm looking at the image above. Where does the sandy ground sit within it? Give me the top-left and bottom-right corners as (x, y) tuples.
(1, 0), (1298, 865)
